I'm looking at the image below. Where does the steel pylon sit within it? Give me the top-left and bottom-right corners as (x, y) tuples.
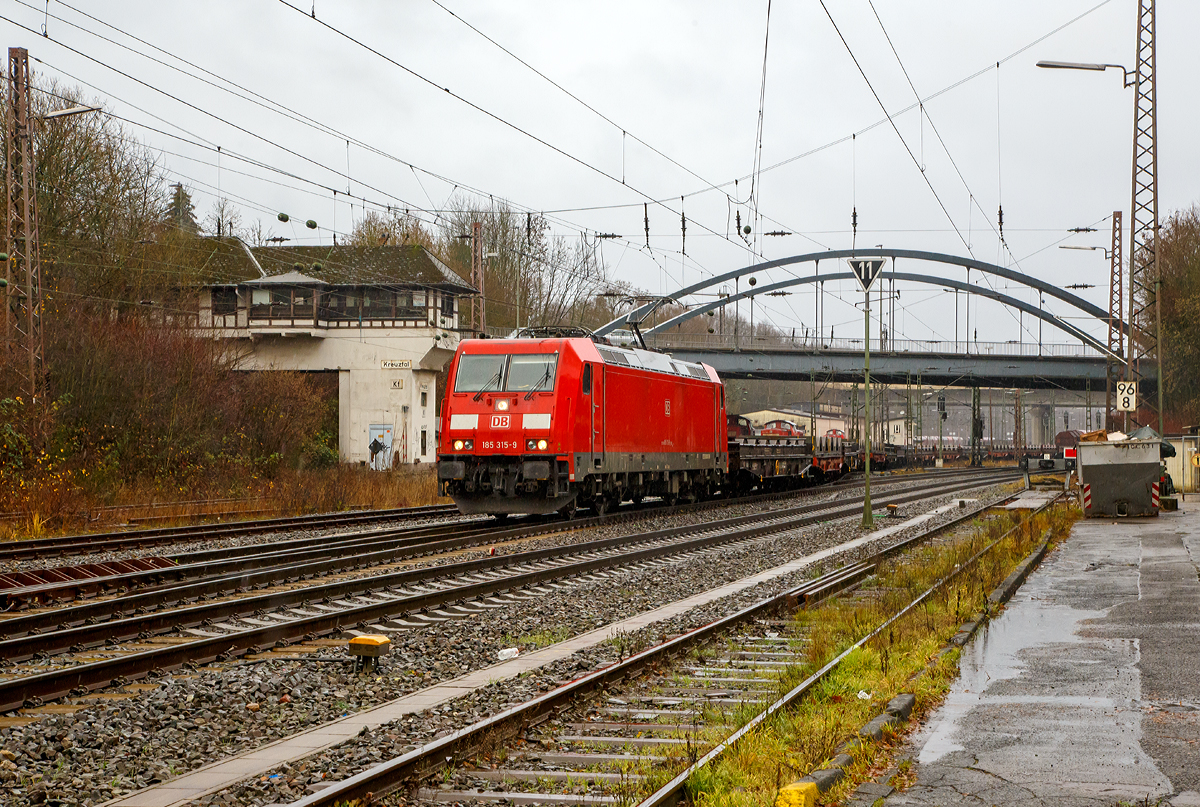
(1127, 0), (1161, 433)
(5, 47), (45, 404)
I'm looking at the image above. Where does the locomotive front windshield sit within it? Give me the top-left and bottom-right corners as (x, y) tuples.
(454, 354), (507, 392)
(453, 353), (558, 393)
(506, 354), (557, 392)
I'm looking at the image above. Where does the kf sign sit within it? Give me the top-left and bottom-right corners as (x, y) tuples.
(848, 258), (887, 291)
(1116, 381), (1137, 412)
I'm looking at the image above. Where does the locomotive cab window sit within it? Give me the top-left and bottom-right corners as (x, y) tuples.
(581, 363), (592, 394)
(454, 354), (507, 392)
(506, 353), (557, 393)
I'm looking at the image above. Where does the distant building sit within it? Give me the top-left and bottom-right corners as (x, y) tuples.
(195, 238), (474, 467)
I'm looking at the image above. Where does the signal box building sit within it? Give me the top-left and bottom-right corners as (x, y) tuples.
(194, 238), (474, 467)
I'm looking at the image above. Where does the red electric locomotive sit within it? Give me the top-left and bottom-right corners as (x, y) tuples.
(437, 331), (727, 517)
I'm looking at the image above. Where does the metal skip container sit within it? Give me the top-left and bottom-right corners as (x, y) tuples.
(1077, 439), (1161, 517)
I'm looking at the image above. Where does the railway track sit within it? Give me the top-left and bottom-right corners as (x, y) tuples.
(0, 467), (1009, 637)
(285, 490), (1063, 807)
(0, 467), (1008, 611)
(0, 503), (463, 563)
(0, 468), (1020, 714)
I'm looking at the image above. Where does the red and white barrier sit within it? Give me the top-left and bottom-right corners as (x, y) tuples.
(1082, 484), (1092, 510)
(1152, 481), (1160, 510)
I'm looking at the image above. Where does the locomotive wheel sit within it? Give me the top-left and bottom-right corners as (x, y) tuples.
(558, 501), (577, 520)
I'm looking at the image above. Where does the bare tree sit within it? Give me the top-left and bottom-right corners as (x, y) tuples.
(436, 199), (614, 331)
(346, 209), (435, 249)
(203, 198), (243, 240)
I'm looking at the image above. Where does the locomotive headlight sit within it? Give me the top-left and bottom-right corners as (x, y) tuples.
(537, 439), (548, 450)
(495, 399), (510, 411)
(453, 440), (465, 451)
(463, 440), (473, 450)
(526, 439), (536, 450)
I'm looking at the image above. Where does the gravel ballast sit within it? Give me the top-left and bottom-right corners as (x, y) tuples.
(0, 480), (1019, 807)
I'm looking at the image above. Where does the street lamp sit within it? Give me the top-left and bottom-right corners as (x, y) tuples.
(1037, 51), (1163, 437)
(1059, 244), (1113, 260)
(1036, 61), (1134, 87)
(43, 104), (102, 120)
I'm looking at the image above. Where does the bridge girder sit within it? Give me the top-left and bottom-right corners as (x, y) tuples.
(665, 347), (1119, 392)
(597, 248), (1128, 346)
(644, 270), (1114, 357)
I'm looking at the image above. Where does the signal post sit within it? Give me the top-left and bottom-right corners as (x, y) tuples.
(849, 258), (886, 529)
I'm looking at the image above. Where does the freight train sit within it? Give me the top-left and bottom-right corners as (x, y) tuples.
(436, 329), (849, 517)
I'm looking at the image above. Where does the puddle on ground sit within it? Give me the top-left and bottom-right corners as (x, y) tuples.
(919, 588), (1110, 763)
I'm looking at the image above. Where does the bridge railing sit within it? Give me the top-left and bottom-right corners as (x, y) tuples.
(642, 332), (1106, 358)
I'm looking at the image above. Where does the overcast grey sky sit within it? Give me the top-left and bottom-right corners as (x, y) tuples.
(4, 0), (1198, 349)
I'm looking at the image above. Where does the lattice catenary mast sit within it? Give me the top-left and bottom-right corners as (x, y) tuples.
(5, 47), (45, 404)
(469, 221), (484, 334)
(1127, 0), (1161, 434)
(1107, 210), (1123, 430)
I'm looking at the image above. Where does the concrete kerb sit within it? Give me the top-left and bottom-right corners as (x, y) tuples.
(773, 528), (1058, 807)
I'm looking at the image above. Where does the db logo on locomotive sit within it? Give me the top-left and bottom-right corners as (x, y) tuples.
(490, 415), (511, 429)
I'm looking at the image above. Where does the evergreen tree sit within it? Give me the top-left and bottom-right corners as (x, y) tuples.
(164, 183), (199, 234)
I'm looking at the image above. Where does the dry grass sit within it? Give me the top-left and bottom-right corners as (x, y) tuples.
(0, 465), (442, 540)
(677, 505), (1079, 807)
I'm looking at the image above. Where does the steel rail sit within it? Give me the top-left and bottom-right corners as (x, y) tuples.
(1, 517), (508, 607)
(0, 466), (1007, 564)
(0, 471), (1020, 712)
(0, 468), (1016, 642)
(635, 493), (1066, 807)
(0, 504), (462, 562)
(0, 470), (1015, 660)
(286, 486), (1047, 807)
(1, 466), (1005, 613)
(0, 465), (945, 638)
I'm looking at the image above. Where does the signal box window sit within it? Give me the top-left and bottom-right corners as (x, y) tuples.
(212, 287), (237, 315)
(455, 354), (507, 392)
(441, 294), (454, 317)
(420, 391), (428, 408)
(420, 428), (427, 456)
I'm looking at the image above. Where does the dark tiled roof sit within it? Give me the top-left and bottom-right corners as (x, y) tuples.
(196, 237), (266, 284)
(198, 238), (474, 292)
(252, 244), (473, 291)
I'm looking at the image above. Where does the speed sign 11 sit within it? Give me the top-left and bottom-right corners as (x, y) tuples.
(1116, 381), (1138, 412)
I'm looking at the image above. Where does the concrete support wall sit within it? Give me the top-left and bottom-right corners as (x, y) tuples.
(225, 330), (457, 466)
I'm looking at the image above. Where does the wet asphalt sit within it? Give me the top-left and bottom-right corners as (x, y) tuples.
(886, 500), (1200, 807)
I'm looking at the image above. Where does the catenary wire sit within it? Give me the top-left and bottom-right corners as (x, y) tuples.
(12, 58), (674, 280)
(426, 0), (740, 203)
(818, 1), (969, 253)
(272, 0), (770, 269)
